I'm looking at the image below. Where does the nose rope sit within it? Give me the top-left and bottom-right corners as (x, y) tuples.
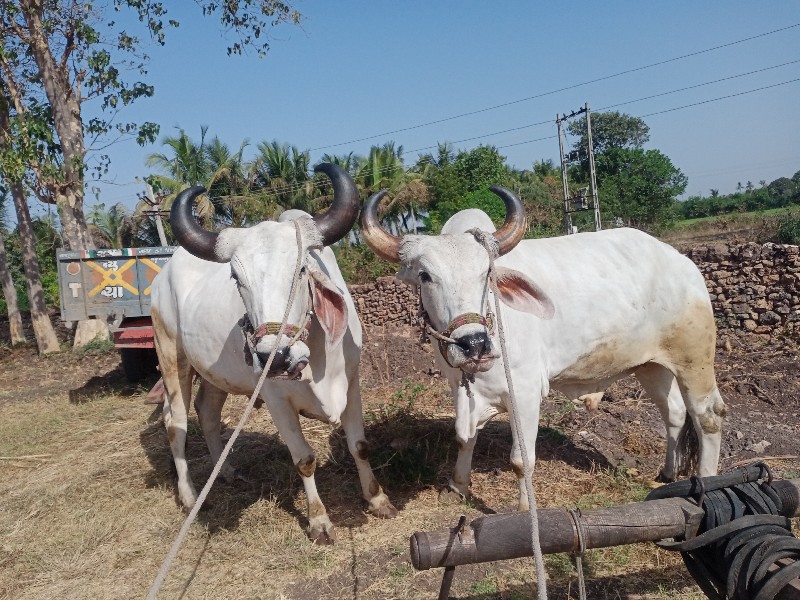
(148, 219), (307, 600)
(416, 291), (495, 369)
(466, 227), (549, 600)
(240, 310), (314, 365)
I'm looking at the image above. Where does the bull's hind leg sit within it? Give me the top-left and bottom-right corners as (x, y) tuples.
(674, 373), (726, 477)
(665, 304), (727, 478)
(266, 395), (336, 544)
(152, 308), (197, 509)
(340, 379), (397, 519)
(194, 379), (236, 483)
(635, 362), (688, 481)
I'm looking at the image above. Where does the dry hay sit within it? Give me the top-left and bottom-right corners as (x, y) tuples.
(0, 375), (722, 600)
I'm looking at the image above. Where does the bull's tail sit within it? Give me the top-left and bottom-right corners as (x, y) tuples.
(675, 412), (699, 477)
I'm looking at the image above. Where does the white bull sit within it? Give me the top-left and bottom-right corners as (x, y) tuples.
(151, 164), (396, 544)
(361, 187), (726, 510)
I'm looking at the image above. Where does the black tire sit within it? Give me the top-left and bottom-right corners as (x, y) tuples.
(120, 348), (159, 382)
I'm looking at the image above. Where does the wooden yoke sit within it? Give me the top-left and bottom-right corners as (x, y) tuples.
(410, 479), (800, 571)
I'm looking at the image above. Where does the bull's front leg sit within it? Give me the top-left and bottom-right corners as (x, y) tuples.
(509, 396), (542, 512)
(445, 380), (481, 503)
(340, 381), (397, 519)
(267, 396), (336, 544)
(443, 432), (477, 502)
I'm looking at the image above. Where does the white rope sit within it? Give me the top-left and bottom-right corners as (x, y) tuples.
(146, 221), (307, 600)
(568, 508), (588, 600)
(469, 228), (548, 600)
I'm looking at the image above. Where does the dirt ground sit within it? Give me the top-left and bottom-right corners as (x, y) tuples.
(0, 311), (798, 599)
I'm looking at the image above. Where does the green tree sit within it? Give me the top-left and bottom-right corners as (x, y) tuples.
(596, 147), (687, 229)
(767, 177), (796, 206)
(146, 127), (250, 228)
(452, 145), (508, 192)
(87, 203), (135, 249)
(0, 1), (301, 251)
(254, 140), (314, 212)
(0, 84), (59, 353)
(0, 191), (25, 344)
(567, 111), (650, 156)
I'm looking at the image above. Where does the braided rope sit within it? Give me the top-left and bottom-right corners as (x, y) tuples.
(468, 228), (548, 600)
(147, 221), (307, 599)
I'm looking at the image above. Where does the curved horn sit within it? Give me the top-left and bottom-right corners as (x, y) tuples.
(359, 190), (402, 263)
(312, 163), (361, 246)
(169, 186), (223, 263)
(490, 185), (526, 256)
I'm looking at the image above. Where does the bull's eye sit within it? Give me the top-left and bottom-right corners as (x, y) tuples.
(230, 271), (240, 285)
(419, 270), (432, 283)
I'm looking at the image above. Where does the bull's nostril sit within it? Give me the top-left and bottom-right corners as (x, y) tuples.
(257, 346), (291, 371)
(456, 332), (491, 359)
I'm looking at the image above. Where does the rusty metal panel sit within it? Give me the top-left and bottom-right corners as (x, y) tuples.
(57, 246), (176, 323)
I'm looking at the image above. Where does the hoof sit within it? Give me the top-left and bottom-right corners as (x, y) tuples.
(308, 524), (336, 545)
(438, 487), (466, 505)
(370, 501), (398, 519)
(655, 470), (674, 484)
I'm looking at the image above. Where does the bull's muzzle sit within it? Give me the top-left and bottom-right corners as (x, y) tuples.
(456, 331), (492, 360)
(255, 342), (309, 378)
(448, 328), (498, 373)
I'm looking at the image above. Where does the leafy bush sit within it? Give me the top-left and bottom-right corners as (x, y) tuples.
(776, 215), (800, 244)
(332, 243), (396, 284)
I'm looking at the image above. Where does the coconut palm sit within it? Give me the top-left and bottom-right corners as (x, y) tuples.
(253, 140), (316, 212)
(145, 127), (247, 228)
(88, 202), (134, 248)
(319, 152), (360, 176)
(413, 142), (454, 177)
(356, 142), (428, 235)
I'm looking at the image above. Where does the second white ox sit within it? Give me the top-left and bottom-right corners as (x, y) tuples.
(151, 164), (396, 543)
(361, 187), (726, 510)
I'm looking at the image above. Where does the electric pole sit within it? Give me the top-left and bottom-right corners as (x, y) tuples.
(556, 102), (601, 234)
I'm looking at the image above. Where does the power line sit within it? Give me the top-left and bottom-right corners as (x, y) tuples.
(404, 62), (800, 154)
(308, 23), (800, 152)
(173, 73), (800, 203)
(638, 77), (800, 119)
(467, 77), (800, 153)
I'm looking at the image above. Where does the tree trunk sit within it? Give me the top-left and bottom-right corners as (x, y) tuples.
(21, 0), (93, 252)
(10, 182), (60, 354)
(0, 229), (26, 345)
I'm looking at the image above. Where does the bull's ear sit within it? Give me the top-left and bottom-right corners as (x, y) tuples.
(494, 266), (555, 319)
(308, 267), (349, 349)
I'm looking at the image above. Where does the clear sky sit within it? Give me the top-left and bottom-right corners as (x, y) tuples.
(77, 1), (800, 215)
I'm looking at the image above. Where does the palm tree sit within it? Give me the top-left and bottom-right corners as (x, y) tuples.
(145, 127), (247, 228)
(413, 142), (454, 177)
(88, 203), (135, 248)
(253, 140), (315, 212)
(320, 152), (360, 176)
(356, 142), (429, 235)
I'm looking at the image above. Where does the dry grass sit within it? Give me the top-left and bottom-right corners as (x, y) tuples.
(0, 376), (719, 600)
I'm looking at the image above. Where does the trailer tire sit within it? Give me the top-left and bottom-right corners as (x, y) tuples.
(120, 348), (159, 382)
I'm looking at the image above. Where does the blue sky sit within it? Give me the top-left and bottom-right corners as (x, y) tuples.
(76, 1), (800, 215)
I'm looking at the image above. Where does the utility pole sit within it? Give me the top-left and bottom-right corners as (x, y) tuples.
(585, 102), (602, 232)
(140, 184), (169, 246)
(556, 102), (601, 234)
(556, 113), (573, 235)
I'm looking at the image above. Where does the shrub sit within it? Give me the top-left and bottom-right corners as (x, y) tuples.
(775, 215), (800, 244)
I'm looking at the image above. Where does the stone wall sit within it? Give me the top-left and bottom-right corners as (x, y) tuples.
(349, 277), (419, 329)
(685, 242), (800, 337)
(348, 243), (800, 338)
